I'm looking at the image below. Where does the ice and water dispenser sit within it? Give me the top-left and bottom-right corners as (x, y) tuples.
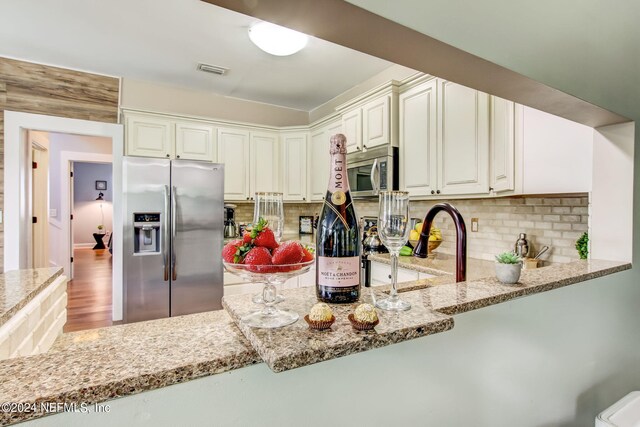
(133, 213), (161, 254)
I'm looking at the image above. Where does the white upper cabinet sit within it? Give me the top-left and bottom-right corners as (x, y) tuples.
(437, 80), (490, 195)
(250, 131), (279, 197)
(175, 121), (216, 162)
(281, 132), (308, 201)
(125, 114), (174, 159)
(341, 109), (362, 154)
(218, 128), (250, 201)
(362, 95), (390, 150)
(309, 120), (341, 201)
(339, 83), (398, 155)
(490, 96), (516, 193)
(399, 79), (437, 197)
(124, 111), (217, 162)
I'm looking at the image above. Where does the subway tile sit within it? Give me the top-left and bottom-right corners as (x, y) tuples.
(551, 207), (571, 214)
(542, 214), (561, 222)
(562, 215), (581, 222)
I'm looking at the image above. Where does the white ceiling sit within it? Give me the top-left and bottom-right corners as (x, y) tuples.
(0, 0), (394, 111)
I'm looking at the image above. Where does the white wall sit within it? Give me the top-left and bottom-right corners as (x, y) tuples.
(44, 133), (112, 267)
(72, 162), (113, 246)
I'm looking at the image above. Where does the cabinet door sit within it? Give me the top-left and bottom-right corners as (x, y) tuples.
(282, 133), (308, 201)
(250, 131), (279, 197)
(362, 95), (390, 150)
(341, 109), (362, 154)
(437, 80), (490, 195)
(125, 114), (173, 158)
(399, 80), (437, 196)
(309, 127), (330, 201)
(217, 128), (250, 200)
(490, 96), (515, 192)
(175, 121), (216, 162)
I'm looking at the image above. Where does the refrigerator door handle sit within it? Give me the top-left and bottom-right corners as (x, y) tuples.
(171, 185), (177, 281)
(163, 185), (170, 281)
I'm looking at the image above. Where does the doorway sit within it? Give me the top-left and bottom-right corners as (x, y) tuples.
(5, 111), (124, 322)
(66, 161), (114, 332)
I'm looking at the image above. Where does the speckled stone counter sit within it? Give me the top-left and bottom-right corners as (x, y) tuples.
(222, 287), (454, 372)
(0, 310), (259, 425)
(0, 268), (63, 328)
(0, 258), (630, 425)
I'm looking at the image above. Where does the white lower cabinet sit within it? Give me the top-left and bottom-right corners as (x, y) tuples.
(224, 266), (316, 295)
(370, 261), (435, 286)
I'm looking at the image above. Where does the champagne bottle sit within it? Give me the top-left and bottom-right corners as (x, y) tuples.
(316, 134), (361, 303)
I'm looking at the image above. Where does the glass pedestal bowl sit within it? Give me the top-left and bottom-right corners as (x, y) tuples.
(223, 259), (314, 329)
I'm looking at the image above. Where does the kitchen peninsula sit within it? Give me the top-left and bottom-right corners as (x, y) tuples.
(0, 257), (629, 424)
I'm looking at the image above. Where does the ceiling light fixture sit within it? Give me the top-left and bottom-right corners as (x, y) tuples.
(248, 22), (308, 56)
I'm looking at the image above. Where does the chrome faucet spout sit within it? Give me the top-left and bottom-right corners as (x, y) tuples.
(413, 202), (467, 282)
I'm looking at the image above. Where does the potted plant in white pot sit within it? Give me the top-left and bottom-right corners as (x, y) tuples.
(495, 251), (523, 284)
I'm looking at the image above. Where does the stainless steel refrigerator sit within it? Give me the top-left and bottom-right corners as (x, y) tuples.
(123, 157), (224, 323)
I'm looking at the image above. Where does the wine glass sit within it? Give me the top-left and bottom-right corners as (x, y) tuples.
(253, 192), (284, 243)
(252, 192), (285, 304)
(375, 191), (412, 311)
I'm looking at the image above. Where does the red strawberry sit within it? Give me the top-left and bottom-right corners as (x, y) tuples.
(254, 227), (278, 250)
(222, 240), (243, 263)
(272, 241), (304, 265)
(301, 246), (314, 262)
(243, 247), (273, 272)
(243, 232), (252, 244)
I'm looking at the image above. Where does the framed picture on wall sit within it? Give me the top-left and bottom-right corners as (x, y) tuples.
(95, 180), (107, 190)
(299, 216), (314, 235)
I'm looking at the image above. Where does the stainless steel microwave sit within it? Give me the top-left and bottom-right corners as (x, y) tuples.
(347, 146), (398, 198)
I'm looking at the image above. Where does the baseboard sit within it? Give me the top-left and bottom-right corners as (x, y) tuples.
(73, 243), (94, 249)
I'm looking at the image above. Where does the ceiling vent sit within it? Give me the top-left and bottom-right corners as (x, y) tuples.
(196, 63), (229, 76)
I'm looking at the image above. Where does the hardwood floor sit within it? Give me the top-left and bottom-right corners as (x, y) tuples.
(64, 248), (113, 333)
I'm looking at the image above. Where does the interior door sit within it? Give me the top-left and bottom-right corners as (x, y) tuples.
(69, 161), (75, 279)
(31, 146), (49, 268)
(170, 160), (224, 316)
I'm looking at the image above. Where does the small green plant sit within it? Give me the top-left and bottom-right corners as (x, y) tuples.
(495, 251), (522, 264)
(576, 232), (589, 260)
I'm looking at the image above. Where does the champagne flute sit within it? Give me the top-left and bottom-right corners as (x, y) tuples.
(253, 192), (284, 243)
(252, 192), (284, 304)
(375, 191), (412, 311)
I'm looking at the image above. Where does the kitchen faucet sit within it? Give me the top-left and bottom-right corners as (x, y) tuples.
(413, 202), (467, 282)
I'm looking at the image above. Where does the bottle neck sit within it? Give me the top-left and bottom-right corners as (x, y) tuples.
(328, 152), (349, 193)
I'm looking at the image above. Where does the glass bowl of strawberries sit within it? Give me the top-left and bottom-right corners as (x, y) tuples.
(222, 218), (315, 329)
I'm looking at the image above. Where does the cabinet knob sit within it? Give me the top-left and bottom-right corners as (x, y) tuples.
(431, 190), (435, 195)
(177, 155), (180, 159)
(363, 144), (367, 149)
(436, 190), (441, 195)
(489, 187), (494, 191)
(246, 197), (249, 200)
(166, 154), (170, 158)
(303, 197), (306, 201)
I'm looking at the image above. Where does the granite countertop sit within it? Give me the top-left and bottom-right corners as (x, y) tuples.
(0, 310), (260, 425)
(0, 267), (63, 328)
(223, 287), (454, 372)
(0, 258), (631, 424)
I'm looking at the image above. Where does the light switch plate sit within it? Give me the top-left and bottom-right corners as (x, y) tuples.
(471, 218), (478, 232)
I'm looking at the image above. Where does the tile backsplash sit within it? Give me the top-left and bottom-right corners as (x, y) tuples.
(230, 194), (588, 264)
